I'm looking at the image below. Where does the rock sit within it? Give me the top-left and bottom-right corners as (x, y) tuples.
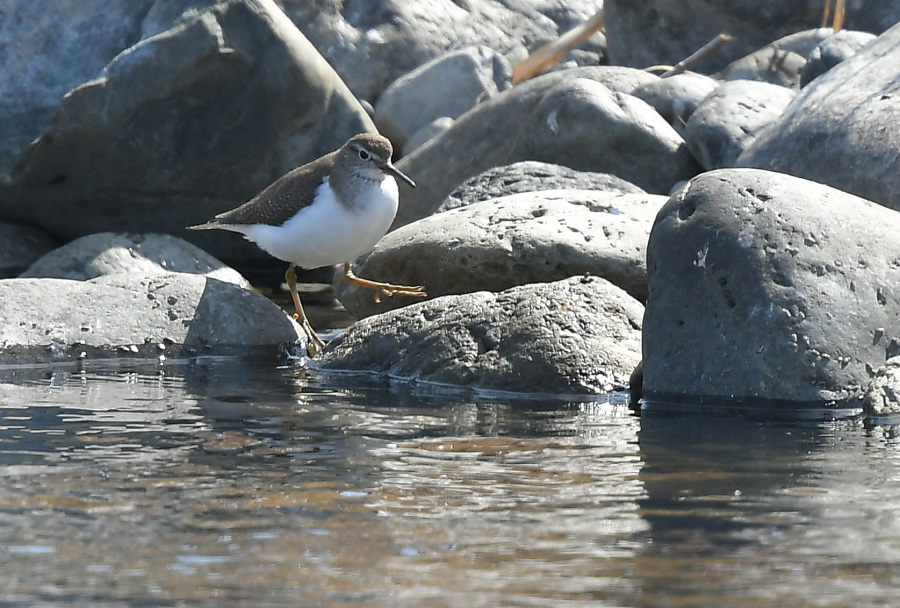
(0, 0), (155, 180)
(336, 190), (667, 319)
(280, 0), (605, 103)
(0, 0), (374, 276)
(440, 161), (645, 212)
(318, 275), (643, 395)
(0, 221), (58, 278)
(643, 168), (900, 406)
(0, 273), (303, 365)
(21, 232), (249, 287)
(374, 46), (512, 151)
(684, 80), (795, 170)
(604, 0), (899, 73)
(631, 72), (719, 134)
(716, 29), (834, 88)
(800, 30), (877, 87)
(863, 358), (900, 419)
(403, 117), (454, 157)
(737, 22), (900, 212)
(393, 67), (699, 229)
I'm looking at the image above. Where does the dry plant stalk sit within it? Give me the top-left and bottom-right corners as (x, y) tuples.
(512, 9), (605, 84)
(660, 33), (732, 78)
(822, 0), (845, 32)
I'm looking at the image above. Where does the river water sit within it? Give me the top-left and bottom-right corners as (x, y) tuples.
(0, 356), (898, 607)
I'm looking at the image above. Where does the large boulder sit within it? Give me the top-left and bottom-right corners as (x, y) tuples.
(0, 272), (303, 365)
(0, 0), (373, 275)
(318, 275), (644, 395)
(737, 22), (900, 212)
(392, 67), (699, 229)
(336, 190), (666, 318)
(643, 169), (900, 407)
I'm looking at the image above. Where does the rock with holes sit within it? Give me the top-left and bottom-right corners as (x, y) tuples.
(318, 275), (643, 395)
(643, 168), (900, 407)
(335, 189), (667, 319)
(439, 161), (645, 213)
(0, 272), (304, 365)
(684, 80), (795, 170)
(863, 357), (900, 420)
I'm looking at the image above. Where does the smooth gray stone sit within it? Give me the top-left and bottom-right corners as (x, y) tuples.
(0, 273), (303, 365)
(374, 46), (511, 151)
(319, 275), (643, 395)
(631, 72), (719, 134)
(800, 30), (877, 87)
(643, 168), (900, 405)
(21, 232), (249, 287)
(684, 80), (795, 170)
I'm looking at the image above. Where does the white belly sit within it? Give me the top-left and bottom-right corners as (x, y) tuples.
(237, 177), (399, 269)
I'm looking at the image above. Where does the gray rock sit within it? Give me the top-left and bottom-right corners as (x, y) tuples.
(800, 30), (877, 87)
(737, 22), (900, 212)
(280, 0), (605, 103)
(0, 0), (373, 272)
(402, 117), (455, 157)
(0, 221), (58, 278)
(604, 0), (899, 74)
(374, 46), (512, 151)
(631, 72), (719, 134)
(0, 273), (303, 365)
(863, 358), (900, 419)
(336, 190), (667, 319)
(684, 80), (795, 170)
(21, 232), (249, 287)
(0, 0), (155, 179)
(318, 275), (643, 395)
(716, 29), (833, 88)
(643, 168), (900, 405)
(441, 161), (645, 212)
(393, 67), (699, 229)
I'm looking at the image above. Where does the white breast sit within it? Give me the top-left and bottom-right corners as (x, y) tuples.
(236, 176), (400, 269)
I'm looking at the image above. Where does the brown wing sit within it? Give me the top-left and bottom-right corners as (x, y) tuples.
(210, 151), (337, 227)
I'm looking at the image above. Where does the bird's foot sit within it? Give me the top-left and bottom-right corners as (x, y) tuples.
(293, 313), (326, 357)
(373, 283), (428, 303)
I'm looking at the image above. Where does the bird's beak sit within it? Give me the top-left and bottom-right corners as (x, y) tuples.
(384, 161), (416, 188)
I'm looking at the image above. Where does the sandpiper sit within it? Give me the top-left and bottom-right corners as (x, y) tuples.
(189, 133), (427, 356)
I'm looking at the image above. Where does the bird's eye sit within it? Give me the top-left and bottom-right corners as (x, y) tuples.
(358, 149), (370, 160)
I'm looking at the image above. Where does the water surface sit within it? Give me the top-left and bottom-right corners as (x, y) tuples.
(0, 358), (898, 607)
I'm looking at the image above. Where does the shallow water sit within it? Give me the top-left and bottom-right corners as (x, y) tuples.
(0, 357), (899, 607)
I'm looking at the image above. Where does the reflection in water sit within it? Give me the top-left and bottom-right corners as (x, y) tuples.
(0, 359), (897, 606)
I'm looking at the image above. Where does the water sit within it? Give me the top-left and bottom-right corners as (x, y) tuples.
(0, 357), (899, 607)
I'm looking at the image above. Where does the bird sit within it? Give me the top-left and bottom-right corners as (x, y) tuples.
(189, 133), (427, 356)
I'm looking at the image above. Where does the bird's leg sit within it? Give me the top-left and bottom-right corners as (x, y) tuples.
(285, 263), (326, 357)
(342, 263), (427, 303)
